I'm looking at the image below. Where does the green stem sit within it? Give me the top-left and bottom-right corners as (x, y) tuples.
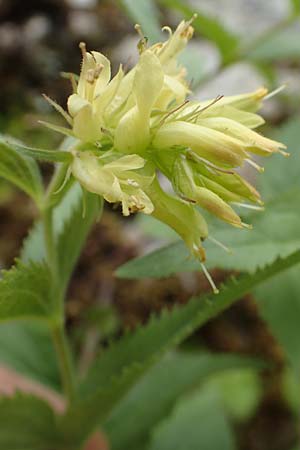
(43, 208), (58, 282)
(51, 324), (77, 404)
(43, 187), (77, 404)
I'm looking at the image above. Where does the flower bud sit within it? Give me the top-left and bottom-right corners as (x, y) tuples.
(146, 178), (208, 261)
(114, 50), (164, 154)
(153, 121), (246, 168)
(189, 159), (262, 204)
(173, 158), (243, 227)
(198, 117), (286, 156)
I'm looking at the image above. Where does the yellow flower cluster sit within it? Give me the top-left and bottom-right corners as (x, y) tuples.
(45, 18), (286, 289)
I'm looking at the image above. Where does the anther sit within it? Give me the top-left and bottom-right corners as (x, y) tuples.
(79, 42), (87, 58)
(94, 64), (104, 79)
(86, 69), (95, 83)
(134, 24), (144, 39)
(127, 179), (139, 187)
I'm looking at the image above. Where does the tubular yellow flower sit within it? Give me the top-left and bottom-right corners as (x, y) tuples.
(153, 121), (247, 168)
(45, 18), (286, 290)
(114, 50), (164, 154)
(71, 151), (154, 216)
(146, 177), (208, 262)
(172, 157), (244, 228)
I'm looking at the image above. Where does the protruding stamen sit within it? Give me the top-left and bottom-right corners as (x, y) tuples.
(94, 63), (104, 79)
(241, 222), (253, 229)
(158, 100), (189, 126)
(200, 262), (219, 294)
(189, 13), (198, 24)
(208, 236), (232, 254)
(134, 24), (144, 39)
(79, 41), (87, 59)
(86, 69), (95, 83)
(127, 179), (139, 187)
(245, 158), (264, 172)
(232, 202), (265, 211)
(278, 149), (290, 157)
(60, 72), (78, 93)
(186, 151), (235, 174)
(162, 26), (172, 36)
(265, 84), (286, 100)
(192, 95), (224, 120)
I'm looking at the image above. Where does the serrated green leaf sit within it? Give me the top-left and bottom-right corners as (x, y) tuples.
(0, 261), (53, 322)
(0, 321), (60, 390)
(158, 0), (239, 63)
(0, 394), (64, 450)
(104, 352), (261, 450)
(148, 383), (235, 450)
(62, 250), (300, 443)
(0, 136), (43, 204)
(119, 0), (163, 43)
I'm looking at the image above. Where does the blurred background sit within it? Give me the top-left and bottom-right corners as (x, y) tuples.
(0, 1), (300, 449)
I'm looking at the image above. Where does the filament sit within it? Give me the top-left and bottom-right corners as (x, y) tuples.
(232, 202), (265, 211)
(207, 236), (232, 254)
(265, 84), (286, 100)
(200, 263), (219, 294)
(245, 158), (264, 172)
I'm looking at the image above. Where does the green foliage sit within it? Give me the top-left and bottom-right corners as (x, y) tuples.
(0, 394), (64, 450)
(290, 0), (300, 14)
(21, 183), (84, 264)
(249, 28), (300, 62)
(258, 117), (300, 200)
(20, 222), (46, 264)
(0, 261), (54, 323)
(0, 322), (60, 390)
(21, 183), (101, 292)
(63, 250), (300, 442)
(158, 0), (239, 64)
(119, 0), (163, 43)
(57, 189), (102, 292)
(255, 266), (300, 375)
(148, 385), (236, 450)
(206, 368), (262, 421)
(0, 136), (43, 205)
(104, 352), (261, 450)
